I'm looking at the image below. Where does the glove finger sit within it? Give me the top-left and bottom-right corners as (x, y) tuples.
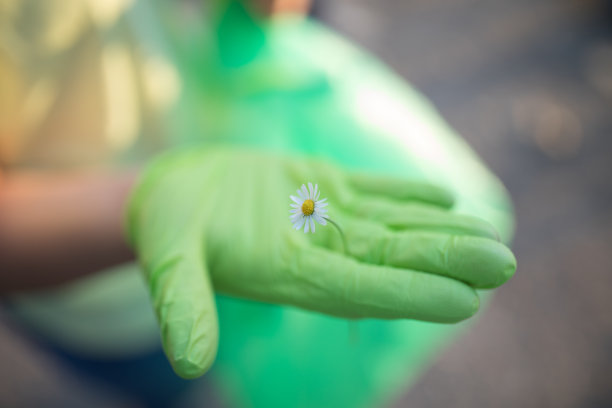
(145, 249), (219, 379)
(347, 172), (455, 208)
(339, 220), (516, 289)
(284, 245), (480, 323)
(348, 196), (500, 240)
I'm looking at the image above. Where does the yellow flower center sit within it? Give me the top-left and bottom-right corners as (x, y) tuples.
(302, 199), (315, 216)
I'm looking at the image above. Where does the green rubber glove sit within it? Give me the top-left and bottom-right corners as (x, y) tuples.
(127, 147), (516, 379)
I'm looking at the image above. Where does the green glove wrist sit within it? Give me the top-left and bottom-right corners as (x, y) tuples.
(127, 147), (516, 378)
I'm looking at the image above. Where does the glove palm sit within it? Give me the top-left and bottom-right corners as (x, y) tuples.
(128, 147), (515, 378)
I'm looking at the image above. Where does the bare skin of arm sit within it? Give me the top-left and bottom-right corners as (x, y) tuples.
(0, 169), (137, 294)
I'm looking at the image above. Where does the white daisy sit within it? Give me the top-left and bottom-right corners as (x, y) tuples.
(289, 182), (329, 233)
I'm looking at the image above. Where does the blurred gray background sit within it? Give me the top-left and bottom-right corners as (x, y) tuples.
(319, 0), (612, 407)
(2, 0), (611, 407)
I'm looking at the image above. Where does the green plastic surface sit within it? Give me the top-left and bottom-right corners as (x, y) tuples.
(126, 1), (517, 406)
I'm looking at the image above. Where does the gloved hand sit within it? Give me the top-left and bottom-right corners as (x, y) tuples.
(127, 147), (516, 379)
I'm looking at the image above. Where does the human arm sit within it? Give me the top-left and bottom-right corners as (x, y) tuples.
(0, 169), (137, 293)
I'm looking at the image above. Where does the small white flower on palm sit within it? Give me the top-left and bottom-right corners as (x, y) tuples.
(289, 183), (328, 233)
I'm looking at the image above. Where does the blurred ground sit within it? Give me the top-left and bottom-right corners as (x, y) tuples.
(2, 0), (612, 407)
(320, 0), (612, 407)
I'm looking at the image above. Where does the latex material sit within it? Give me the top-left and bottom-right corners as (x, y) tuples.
(128, 147), (515, 378)
(129, 1), (518, 406)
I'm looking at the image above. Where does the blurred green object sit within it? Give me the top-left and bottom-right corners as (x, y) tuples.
(127, 0), (517, 406)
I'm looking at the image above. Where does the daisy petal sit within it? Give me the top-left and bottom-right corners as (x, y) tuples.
(313, 213), (327, 225)
(294, 217), (305, 230)
(290, 183), (331, 233)
(316, 213), (328, 221)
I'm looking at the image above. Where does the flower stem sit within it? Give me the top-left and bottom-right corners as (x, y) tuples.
(324, 217), (347, 255)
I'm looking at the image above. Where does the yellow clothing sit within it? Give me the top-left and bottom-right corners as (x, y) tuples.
(0, 0), (178, 356)
(0, 0), (180, 169)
